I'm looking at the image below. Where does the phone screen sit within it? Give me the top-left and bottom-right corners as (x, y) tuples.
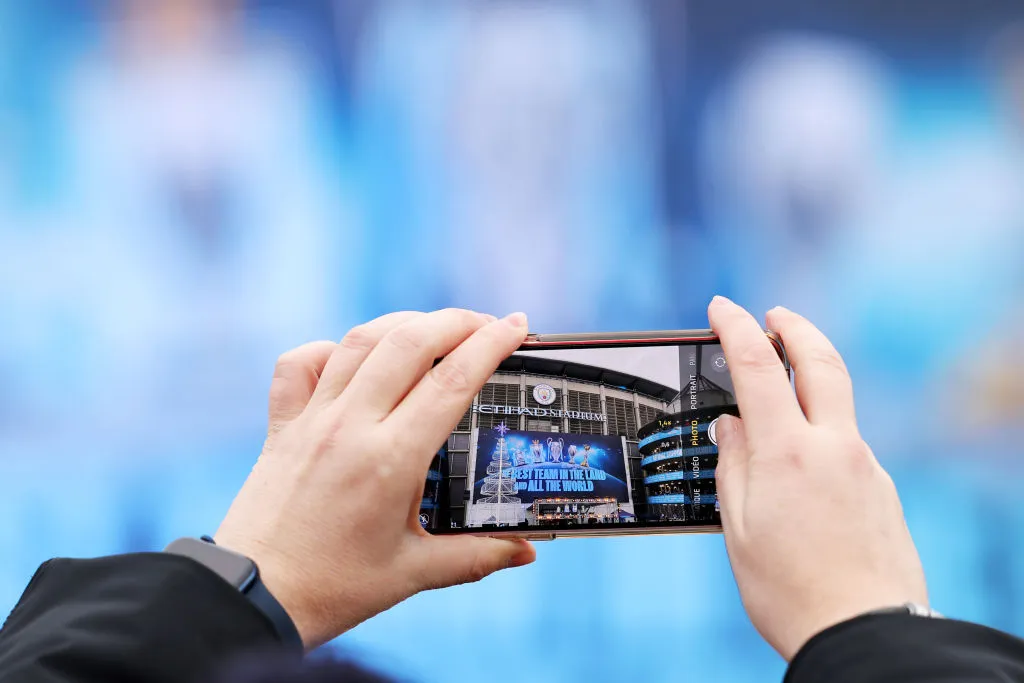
(421, 341), (745, 534)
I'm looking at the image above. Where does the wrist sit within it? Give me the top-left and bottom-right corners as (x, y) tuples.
(211, 533), (326, 649)
(788, 598), (936, 660)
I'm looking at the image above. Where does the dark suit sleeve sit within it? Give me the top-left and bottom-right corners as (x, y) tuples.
(785, 612), (1024, 683)
(0, 554), (288, 683)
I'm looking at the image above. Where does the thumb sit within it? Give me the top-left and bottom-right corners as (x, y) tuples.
(416, 536), (536, 591)
(268, 341), (338, 430)
(714, 414), (750, 534)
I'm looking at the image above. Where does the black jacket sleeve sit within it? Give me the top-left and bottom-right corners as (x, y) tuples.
(785, 612), (1024, 683)
(0, 554), (289, 683)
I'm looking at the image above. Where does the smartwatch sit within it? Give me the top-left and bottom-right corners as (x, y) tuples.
(163, 536), (303, 652)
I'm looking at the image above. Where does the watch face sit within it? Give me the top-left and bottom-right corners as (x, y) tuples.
(165, 538), (257, 590)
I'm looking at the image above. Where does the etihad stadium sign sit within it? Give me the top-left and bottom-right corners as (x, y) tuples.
(472, 404), (606, 422)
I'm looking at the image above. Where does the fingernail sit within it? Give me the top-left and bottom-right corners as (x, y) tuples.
(507, 549), (534, 568)
(481, 313), (498, 323)
(768, 305), (790, 314)
(715, 414), (737, 445)
(504, 312), (528, 329)
(709, 295), (733, 308)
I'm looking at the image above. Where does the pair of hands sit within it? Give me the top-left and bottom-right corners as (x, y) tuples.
(214, 299), (927, 660)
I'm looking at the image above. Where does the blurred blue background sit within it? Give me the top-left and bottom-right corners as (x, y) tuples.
(2, 1), (1023, 681)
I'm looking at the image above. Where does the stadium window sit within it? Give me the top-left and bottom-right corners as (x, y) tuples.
(526, 418), (560, 432)
(606, 396), (638, 439)
(448, 479), (468, 507)
(569, 419), (604, 435)
(567, 389), (603, 434)
(638, 403), (666, 431)
(449, 453), (468, 476)
(477, 381), (521, 430)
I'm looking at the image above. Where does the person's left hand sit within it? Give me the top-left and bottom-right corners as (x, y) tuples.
(214, 310), (536, 649)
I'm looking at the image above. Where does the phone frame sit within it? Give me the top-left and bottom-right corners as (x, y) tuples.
(438, 329), (789, 541)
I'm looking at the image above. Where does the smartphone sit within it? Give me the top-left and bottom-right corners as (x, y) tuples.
(419, 330), (789, 540)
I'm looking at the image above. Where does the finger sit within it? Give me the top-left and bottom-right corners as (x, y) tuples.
(708, 296), (804, 439)
(387, 312), (529, 456)
(311, 311), (425, 406)
(764, 306), (857, 430)
(414, 536), (536, 591)
(268, 341), (338, 429)
(713, 414), (749, 538)
(339, 308), (497, 419)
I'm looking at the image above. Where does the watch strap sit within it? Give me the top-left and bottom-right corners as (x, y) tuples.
(243, 570), (303, 651)
(186, 536), (303, 652)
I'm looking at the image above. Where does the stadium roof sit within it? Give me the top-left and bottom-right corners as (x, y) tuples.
(496, 354), (678, 402)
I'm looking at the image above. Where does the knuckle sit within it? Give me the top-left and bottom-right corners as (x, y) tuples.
(841, 438), (876, 470)
(764, 434), (808, 469)
(428, 360), (472, 393)
(273, 349), (302, 376)
(881, 471), (900, 499)
(444, 307), (486, 329)
(340, 324), (378, 351)
(385, 325), (423, 351)
(466, 553), (492, 584)
(779, 447), (807, 470)
(733, 343), (783, 374)
(851, 438), (874, 459)
(806, 348), (849, 375)
(384, 309), (423, 323)
(713, 465), (731, 490)
(713, 457), (726, 476)
(479, 318), (513, 342)
(714, 458), (734, 484)
(267, 374), (291, 402)
(876, 465), (895, 488)
(441, 306), (473, 319)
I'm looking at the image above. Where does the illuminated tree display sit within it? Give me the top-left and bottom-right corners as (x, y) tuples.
(478, 421), (521, 505)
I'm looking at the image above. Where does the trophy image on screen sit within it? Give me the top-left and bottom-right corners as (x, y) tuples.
(530, 438), (544, 463)
(547, 437), (564, 463)
(469, 421), (526, 526)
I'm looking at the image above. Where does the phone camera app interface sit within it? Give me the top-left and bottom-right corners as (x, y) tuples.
(423, 342), (738, 533)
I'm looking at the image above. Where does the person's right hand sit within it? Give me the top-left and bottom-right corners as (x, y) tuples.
(709, 296), (929, 661)
(214, 309), (535, 650)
